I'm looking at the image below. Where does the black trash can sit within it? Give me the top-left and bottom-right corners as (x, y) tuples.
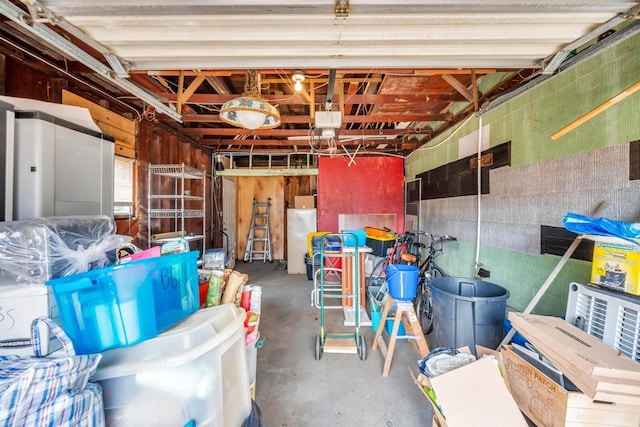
(430, 277), (509, 353)
(304, 253), (320, 280)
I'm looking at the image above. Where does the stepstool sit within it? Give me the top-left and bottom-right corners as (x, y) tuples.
(371, 297), (430, 377)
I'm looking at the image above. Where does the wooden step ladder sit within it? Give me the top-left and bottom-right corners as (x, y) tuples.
(244, 197), (273, 263)
(372, 297), (430, 377)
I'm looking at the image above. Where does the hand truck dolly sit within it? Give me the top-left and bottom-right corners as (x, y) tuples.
(314, 232), (367, 361)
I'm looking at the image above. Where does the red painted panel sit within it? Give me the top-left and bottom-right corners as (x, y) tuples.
(317, 156), (405, 233)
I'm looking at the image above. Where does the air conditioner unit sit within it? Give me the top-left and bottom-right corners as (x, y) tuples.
(565, 282), (640, 361)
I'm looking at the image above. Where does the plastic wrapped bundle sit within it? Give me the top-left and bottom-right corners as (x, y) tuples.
(0, 215), (131, 283)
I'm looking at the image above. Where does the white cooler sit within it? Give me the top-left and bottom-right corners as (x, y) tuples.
(94, 305), (251, 427)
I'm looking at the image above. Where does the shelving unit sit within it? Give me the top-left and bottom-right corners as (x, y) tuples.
(147, 164), (206, 256)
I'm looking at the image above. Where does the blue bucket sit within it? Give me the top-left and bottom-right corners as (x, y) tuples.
(386, 264), (419, 301)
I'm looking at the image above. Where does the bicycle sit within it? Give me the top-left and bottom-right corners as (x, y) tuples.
(414, 233), (456, 334)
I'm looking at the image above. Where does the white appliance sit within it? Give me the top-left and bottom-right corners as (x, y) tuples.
(0, 100), (14, 221)
(287, 208), (317, 274)
(0, 273), (60, 357)
(566, 282), (640, 362)
(13, 110), (114, 219)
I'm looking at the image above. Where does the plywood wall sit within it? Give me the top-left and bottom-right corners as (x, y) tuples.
(284, 175), (314, 209)
(236, 176), (285, 260)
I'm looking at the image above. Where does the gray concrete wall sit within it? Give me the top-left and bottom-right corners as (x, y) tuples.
(422, 143), (640, 257)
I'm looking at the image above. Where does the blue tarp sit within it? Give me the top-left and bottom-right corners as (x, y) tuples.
(562, 213), (640, 245)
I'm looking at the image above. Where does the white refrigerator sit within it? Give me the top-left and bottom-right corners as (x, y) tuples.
(287, 208), (316, 274)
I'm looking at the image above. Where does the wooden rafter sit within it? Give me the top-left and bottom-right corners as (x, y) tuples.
(198, 138), (404, 147)
(471, 69), (479, 112)
(160, 93), (467, 104)
(205, 76), (231, 94)
(137, 69), (499, 77)
(177, 74), (205, 114)
(309, 81), (315, 120)
(182, 128), (416, 136)
(441, 74), (474, 103)
(181, 113), (452, 124)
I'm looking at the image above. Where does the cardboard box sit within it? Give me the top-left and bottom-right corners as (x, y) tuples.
(294, 195), (315, 209)
(412, 346), (527, 427)
(508, 312), (640, 406)
(591, 240), (640, 295)
(501, 345), (640, 427)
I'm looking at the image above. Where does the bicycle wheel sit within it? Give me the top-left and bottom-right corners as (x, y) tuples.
(416, 266), (444, 335)
(429, 265), (445, 281)
(415, 285), (433, 335)
(366, 258), (388, 290)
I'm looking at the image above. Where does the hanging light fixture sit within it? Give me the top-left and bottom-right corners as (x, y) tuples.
(220, 70), (281, 130)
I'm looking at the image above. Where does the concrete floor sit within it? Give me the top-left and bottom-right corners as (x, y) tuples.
(235, 261), (434, 427)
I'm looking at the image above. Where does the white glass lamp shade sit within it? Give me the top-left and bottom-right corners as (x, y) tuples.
(235, 110), (267, 130)
(220, 96), (281, 130)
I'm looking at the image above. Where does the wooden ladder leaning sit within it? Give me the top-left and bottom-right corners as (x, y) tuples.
(243, 197), (273, 263)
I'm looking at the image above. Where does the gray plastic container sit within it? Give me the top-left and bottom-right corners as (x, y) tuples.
(430, 277), (509, 353)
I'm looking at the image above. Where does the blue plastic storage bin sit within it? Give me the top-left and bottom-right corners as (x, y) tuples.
(386, 264), (419, 301)
(369, 295), (406, 336)
(322, 234), (342, 251)
(341, 229), (367, 247)
(149, 251), (200, 332)
(47, 251), (199, 354)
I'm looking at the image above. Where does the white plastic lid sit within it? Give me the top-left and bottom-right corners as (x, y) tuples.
(95, 304), (245, 381)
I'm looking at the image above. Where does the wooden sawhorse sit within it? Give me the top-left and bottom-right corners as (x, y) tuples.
(371, 297), (430, 377)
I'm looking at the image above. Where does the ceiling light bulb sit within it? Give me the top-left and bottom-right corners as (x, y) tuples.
(292, 70), (305, 92)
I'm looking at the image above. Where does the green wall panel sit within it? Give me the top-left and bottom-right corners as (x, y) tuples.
(408, 33), (640, 173)
(437, 240), (592, 317)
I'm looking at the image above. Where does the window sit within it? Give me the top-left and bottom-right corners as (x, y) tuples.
(114, 156), (135, 217)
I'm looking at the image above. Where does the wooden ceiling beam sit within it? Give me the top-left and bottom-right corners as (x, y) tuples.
(144, 70), (234, 76)
(135, 69), (500, 77)
(210, 147), (404, 154)
(205, 76), (232, 94)
(198, 138), (404, 147)
(342, 81), (359, 125)
(471, 69), (479, 112)
(183, 128), (413, 136)
(161, 93), (465, 104)
(309, 81), (315, 120)
(182, 113), (451, 123)
(442, 74), (474, 103)
(262, 77), (383, 84)
(177, 73), (205, 114)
